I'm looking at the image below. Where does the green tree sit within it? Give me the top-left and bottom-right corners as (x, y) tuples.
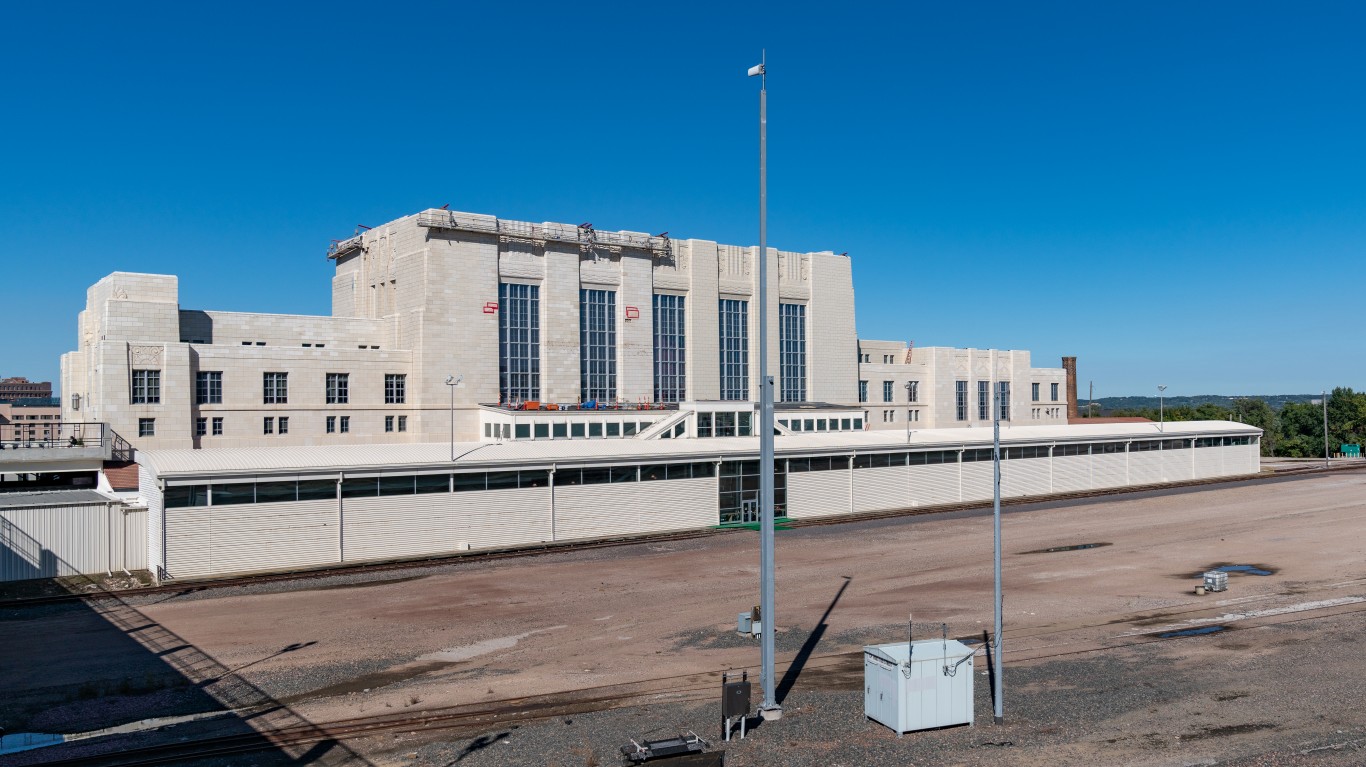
(1233, 398), (1277, 456)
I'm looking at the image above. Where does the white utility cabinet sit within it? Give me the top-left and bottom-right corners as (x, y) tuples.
(864, 639), (974, 735)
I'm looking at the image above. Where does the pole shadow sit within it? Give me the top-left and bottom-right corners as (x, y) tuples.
(775, 575), (851, 705)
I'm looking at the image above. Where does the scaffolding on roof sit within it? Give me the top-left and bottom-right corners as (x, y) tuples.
(411, 208), (672, 260)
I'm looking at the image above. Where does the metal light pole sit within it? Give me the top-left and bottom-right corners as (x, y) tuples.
(905, 380), (914, 444)
(992, 382), (1004, 724)
(1322, 389), (1329, 469)
(1157, 385), (1167, 433)
(445, 375), (463, 461)
(749, 53), (781, 721)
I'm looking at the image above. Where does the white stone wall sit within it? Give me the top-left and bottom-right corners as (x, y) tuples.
(853, 345), (1070, 431)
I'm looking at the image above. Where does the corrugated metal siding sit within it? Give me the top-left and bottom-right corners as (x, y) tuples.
(788, 471), (849, 519)
(1093, 453), (1127, 488)
(140, 466), (164, 573)
(852, 466), (909, 513)
(1193, 446), (1222, 478)
(464, 488), (552, 550)
(121, 507), (147, 571)
(1052, 455), (1090, 492)
(958, 462), (991, 504)
(1129, 451), (1163, 486)
(914, 464), (962, 506)
(1161, 448), (1192, 483)
(165, 507), (213, 578)
(208, 500), (337, 576)
(555, 479), (715, 541)
(344, 493), (461, 562)
(1002, 459), (1050, 498)
(1, 502), (113, 582)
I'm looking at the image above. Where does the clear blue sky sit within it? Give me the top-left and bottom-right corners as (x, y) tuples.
(3, 2), (1363, 397)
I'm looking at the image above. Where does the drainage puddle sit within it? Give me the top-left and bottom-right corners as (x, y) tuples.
(1156, 625), (1229, 639)
(1021, 542), (1112, 554)
(1194, 564), (1275, 577)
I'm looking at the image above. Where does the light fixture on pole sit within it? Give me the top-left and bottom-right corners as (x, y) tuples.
(1157, 385), (1167, 433)
(991, 382), (1004, 724)
(445, 374), (463, 461)
(749, 52), (781, 722)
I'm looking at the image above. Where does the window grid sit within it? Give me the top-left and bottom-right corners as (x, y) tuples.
(211, 417), (223, 435)
(859, 380), (868, 403)
(1031, 382), (1040, 402)
(718, 299), (749, 401)
(279, 417), (288, 435)
(326, 373), (349, 404)
(907, 380), (919, 402)
(1051, 382), (1060, 401)
(138, 418), (155, 437)
(652, 294), (686, 403)
(499, 283), (541, 402)
(977, 380), (990, 420)
(340, 415), (350, 433)
(131, 370), (160, 404)
(997, 381), (1011, 421)
(263, 372), (288, 404)
(779, 303), (806, 402)
(580, 289), (617, 402)
(195, 417), (207, 437)
(385, 374), (406, 404)
(882, 380), (894, 403)
(955, 380), (968, 421)
(195, 371), (222, 404)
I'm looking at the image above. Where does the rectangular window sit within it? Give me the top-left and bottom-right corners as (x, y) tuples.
(499, 282), (541, 402)
(1051, 382), (1060, 401)
(978, 381), (990, 420)
(263, 372), (288, 404)
(340, 415), (350, 433)
(195, 371), (222, 404)
(385, 373), (406, 404)
(211, 417), (223, 435)
(278, 416), (288, 435)
(385, 415), (394, 433)
(580, 288), (617, 402)
(138, 418), (155, 437)
(955, 380), (968, 421)
(997, 381), (1011, 421)
(1031, 382), (1041, 402)
(718, 299), (749, 400)
(779, 303), (806, 402)
(652, 294), (686, 403)
(883, 380), (894, 402)
(326, 415), (336, 434)
(131, 369), (160, 404)
(907, 380), (919, 402)
(326, 373), (349, 404)
(398, 415), (407, 432)
(858, 380), (868, 403)
(264, 417), (274, 435)
(195, 417), (207, 436)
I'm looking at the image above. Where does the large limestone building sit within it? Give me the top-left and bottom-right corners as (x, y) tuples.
(61, 208), (859, 449)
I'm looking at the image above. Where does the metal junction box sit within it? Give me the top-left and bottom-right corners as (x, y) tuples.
(864, 639), (974, 734)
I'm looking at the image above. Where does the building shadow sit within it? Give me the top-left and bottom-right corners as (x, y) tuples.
(775, 576), (851, 705)
(0, 536), (375, 766)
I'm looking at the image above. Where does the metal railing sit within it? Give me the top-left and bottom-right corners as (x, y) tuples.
(0, 422), (128, 460)
(414, 209), (672, 257)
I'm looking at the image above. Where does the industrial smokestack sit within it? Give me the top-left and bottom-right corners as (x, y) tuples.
(1062, 357), (1079, 419)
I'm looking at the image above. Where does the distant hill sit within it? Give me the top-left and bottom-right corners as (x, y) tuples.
(1088, 394), (1319, 412)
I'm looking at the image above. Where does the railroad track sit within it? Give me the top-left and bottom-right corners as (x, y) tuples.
(30, 589), (1366, 767)
(5, 462), (1361, 611)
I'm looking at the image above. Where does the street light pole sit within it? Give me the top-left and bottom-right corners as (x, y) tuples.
(445, 375), (463, 461)
(905, 380), (914, 444)
(992, 382), (1004, 724)
(1158, 385), (1167, 433)
(749, 53), (780, 721)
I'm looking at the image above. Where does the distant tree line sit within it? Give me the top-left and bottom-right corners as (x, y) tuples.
(1091, 388), (1366, 457)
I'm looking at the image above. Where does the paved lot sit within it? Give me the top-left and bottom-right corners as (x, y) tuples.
(4, 467), (1366, 765)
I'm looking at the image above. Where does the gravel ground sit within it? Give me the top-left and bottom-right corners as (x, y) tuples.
(4, 469), (1366, 766)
